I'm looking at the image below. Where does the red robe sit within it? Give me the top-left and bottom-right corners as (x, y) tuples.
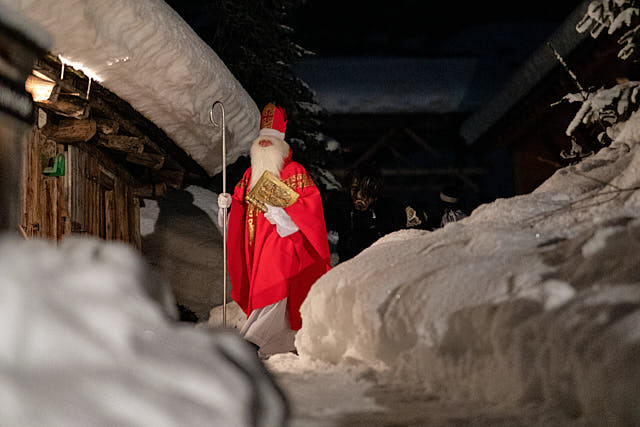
(227, 154), (330, 330)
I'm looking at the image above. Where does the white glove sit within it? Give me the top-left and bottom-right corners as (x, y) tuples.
(217, 193), (232, 228)
(218, 193), (232, 209)
(264, 203), (299, 237)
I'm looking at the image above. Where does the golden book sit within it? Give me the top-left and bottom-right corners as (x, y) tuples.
(246, 170), (299, 212)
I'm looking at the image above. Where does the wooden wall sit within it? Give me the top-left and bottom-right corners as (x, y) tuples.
(20, 126), (141, 249)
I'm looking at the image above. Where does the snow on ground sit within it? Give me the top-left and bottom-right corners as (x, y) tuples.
(5, 116), (640, 425)
(265, 111), (640, 425)
(0, 236), (287, 426)
(1, 0), (259, 175)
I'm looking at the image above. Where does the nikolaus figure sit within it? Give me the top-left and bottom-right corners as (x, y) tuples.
(218, 103), (331, 358)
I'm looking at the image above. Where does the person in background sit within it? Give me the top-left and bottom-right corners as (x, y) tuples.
(407, 184), (467, 231)
(217, 103), (331, 358)
(327, 164), (405, 263)
(438, 185), (468, 227)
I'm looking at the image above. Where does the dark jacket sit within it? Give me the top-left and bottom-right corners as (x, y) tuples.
(328, 193), (405, 262)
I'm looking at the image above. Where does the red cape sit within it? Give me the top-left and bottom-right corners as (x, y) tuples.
(227, 155), (330, 330)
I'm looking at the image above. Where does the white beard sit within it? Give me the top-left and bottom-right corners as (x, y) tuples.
(249, 136), (290, 189)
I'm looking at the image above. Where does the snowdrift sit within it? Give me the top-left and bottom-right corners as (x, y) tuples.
(0, 237), (286, 426)
(297, 111), (640, 424)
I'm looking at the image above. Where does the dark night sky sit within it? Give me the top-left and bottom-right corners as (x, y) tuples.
(291, 1), (583, 57)
(167, 1), (585, 59)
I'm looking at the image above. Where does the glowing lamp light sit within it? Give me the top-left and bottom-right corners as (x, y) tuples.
(58, 55), (102, 82)
(25, 71), (56, 102)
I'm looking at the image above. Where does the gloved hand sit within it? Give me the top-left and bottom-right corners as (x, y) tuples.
(264, 203), (299, 237)
(217, 193), (232, 228)
(218, 193), (232, 209)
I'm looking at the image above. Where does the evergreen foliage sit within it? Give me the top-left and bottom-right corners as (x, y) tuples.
(164, 0), (331, 187)
(558, 0), (640, 160)
(577, 0), (640, 59)
(209, 0), (325, 149)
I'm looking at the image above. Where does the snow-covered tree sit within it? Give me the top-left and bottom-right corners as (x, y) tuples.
(576, 0), (640, 59)
(208, 0), (328, 174)
(165, 0), (334, 189)
(559, 0), (640, 159)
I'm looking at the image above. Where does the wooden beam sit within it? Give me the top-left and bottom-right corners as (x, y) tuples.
(36, 93), (89, 119)
(41, 118), (96, 144)
(97, 135), (145, 154)
(353, 129), (396, 167)
(133, 182), (167, 199)
(388, 145), (414, 167)
(126, 152), (165, 170)
(36, 54), (203, 177)
(402, 128), (441, 159)
(95, 118), (120, 135)
(152, 169), (184, 189)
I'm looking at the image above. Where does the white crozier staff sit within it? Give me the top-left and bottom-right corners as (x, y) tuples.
(210, 100), (229, 326)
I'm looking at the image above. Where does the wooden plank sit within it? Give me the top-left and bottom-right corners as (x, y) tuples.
(20, 128), (33, 234)
(402, 127), (441, 159)
(19, 133), (27, 232)
(152, 169), (184, 189)
(69, 146), (85, 233)
(116, 181), (128, 242)
(132, 182), (167, 199)
(41, 118), (96, 144)
(95, 118), (119, 135)
(353, 129), (396, 168)
(105, 189), (115, 240)
(40, 137), (57, 239)
(91, 155), (99, 237)
(64, 144), (72, 237)
(131, 195), (141, 250)
(125, 151), (165, 170)
(36, 93), (89, 119)
(27, 130), (40, 237)
(97, 135), (145, 154)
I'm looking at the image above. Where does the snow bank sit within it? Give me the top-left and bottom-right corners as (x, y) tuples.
(0, 236), (286, 426)
(296, 112), (640, 424)
(1, 0), (259, 175)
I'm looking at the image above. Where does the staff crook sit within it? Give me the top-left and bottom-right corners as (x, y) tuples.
(210, 101), (227, 326)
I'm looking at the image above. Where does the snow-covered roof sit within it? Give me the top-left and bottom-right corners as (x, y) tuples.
(296, 57), (486, 114)
(0, 2), (50, 50)
(1, 0), (259, 176)
(460, 0), (591, 145)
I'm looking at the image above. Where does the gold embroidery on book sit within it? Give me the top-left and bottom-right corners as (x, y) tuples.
(246, 170), (299, 212)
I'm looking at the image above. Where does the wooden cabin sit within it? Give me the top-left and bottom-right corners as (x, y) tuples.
(20, 54), (209, 249)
